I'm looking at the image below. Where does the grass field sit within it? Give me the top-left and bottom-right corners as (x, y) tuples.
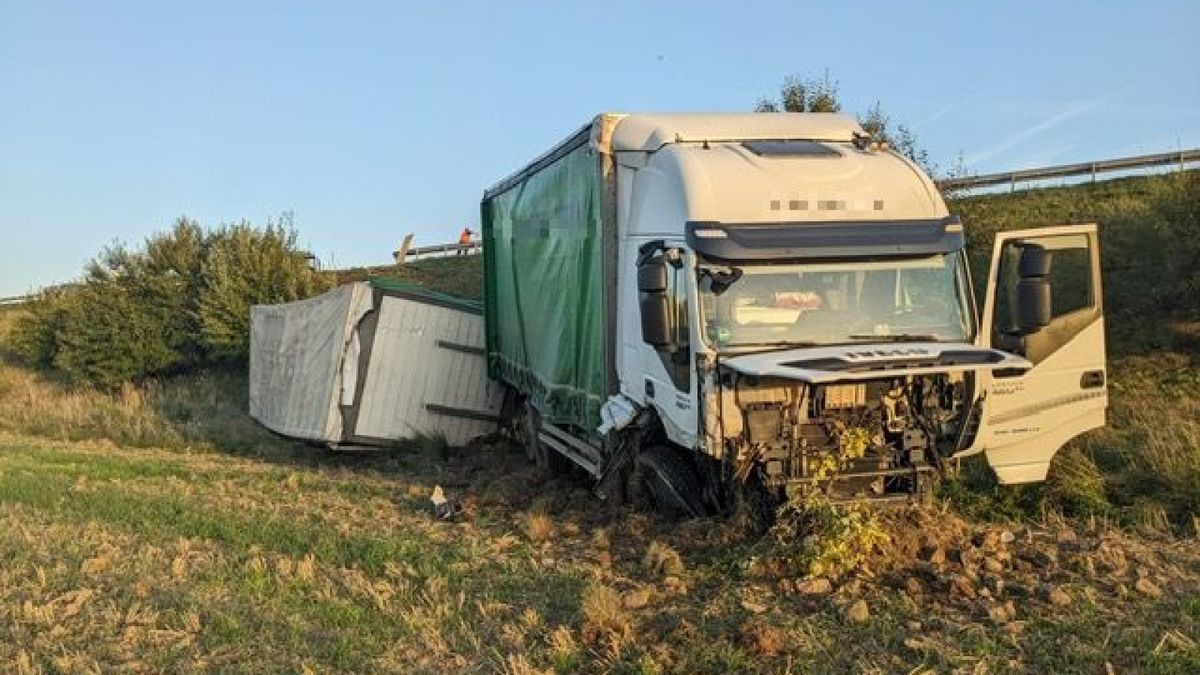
(0, 431), (1196, 673)
(0, 173), (1197, 672)
(1, 318), (1197, 672)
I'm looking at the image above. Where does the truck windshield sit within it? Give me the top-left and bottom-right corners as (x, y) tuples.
(697, 252), (975, 350)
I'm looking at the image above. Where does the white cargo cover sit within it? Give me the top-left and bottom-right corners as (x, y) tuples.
(249, 282), (502, 447)
(249, 283), (373, 441)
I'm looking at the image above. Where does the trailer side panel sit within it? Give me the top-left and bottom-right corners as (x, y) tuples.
(482, 134), (608, 430)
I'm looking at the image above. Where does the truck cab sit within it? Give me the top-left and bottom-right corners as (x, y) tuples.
(483, 113), (1107, 514)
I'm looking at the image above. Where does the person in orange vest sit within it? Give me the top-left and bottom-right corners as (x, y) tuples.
(457, 227), (473, 255)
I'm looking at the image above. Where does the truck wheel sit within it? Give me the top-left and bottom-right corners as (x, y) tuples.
(628, 446), (705, 518)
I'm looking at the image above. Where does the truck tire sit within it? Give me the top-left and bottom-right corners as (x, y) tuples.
(628, 446), (705, 518)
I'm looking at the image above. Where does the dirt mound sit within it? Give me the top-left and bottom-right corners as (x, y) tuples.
(839, 507), (1200, 629)
(451, 439), (1199, 619)
(410, 437), (1198, 670)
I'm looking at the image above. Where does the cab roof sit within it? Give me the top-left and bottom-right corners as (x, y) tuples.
(486, 113), (875, 202)
(605, 112), (864, 153)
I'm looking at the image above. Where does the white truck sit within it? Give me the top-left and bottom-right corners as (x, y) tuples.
(481, 113), (1107, 517)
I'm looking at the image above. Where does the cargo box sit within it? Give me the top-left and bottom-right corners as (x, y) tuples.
(249, 281), (502, 446)
(481, 116), (622, 432)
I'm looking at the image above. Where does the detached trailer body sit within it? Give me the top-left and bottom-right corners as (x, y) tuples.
(482, 113), (1107, 512)
(250, 280), (502, 447)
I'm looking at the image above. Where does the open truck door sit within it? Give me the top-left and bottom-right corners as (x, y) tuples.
(976, 223), (1107, 483)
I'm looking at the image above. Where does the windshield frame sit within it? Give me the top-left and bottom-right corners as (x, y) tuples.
(695, 249), (978, 353)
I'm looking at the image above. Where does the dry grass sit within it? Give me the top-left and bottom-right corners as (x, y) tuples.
(0, 362), (262, 451)
(579, 582), (634, 648)
(0, 421), (1195, 672)
(521, 508), (556, 544)
(0, 308), (289, 457)
(0, 323), (1196, 672)
(642, 540), (685, 577)
(938, 314), (1200, 535)
(0, 433), (568, 671)
(546, 625), (581, 671)
(1045, 321), (1200, 531)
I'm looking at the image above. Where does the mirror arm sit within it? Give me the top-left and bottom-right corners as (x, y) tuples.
(636, 240), (666, 267)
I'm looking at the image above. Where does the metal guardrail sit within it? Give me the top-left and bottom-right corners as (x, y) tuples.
(938, 148), (1199, 193)
(395, 238), (481, 263)
(391, 149), (1197, 257)
(0, 295), (32, 307)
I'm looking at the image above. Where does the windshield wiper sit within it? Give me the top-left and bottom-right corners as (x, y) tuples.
(847, 333), (940, 343)
(726, 341), (821, 354)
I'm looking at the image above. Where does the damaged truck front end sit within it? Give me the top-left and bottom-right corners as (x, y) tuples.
(685, 218), (997, 504)
(681, 221), (1109, 511)
(706, 345), (1029, 505)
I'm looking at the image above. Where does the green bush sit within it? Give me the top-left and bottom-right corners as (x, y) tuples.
(52, 280), (180, 389)
(9, 287), (73, 367)
(198, 224), (329, 361)
(12, 215), (330, 388)
(44, 220), (210, 388)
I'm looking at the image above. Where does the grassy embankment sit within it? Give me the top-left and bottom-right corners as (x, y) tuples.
(0, 173), (1196, 672)
(950, 172), (1200, 531)
(333, 254), (483, 300)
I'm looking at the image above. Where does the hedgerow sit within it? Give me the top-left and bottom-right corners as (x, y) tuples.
(12, 215), (331, 388)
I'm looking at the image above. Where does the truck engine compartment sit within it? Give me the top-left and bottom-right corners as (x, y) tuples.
(725, 372), (976, 501)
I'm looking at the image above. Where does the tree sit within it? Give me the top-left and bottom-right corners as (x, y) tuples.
(756, 72), (936, 176)
(857, 101), (933, 175)
(197, 216), (331, 361)
(12, 213), (332, 388)
(755, 72), (842, 113)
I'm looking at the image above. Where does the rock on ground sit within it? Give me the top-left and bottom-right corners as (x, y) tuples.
(845, 599), (870, 623)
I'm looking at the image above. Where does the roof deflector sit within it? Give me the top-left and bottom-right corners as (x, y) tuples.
(742, 140), (841, 157)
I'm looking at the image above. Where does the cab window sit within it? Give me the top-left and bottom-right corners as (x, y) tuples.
(662, 262), (690, 391)
(993, 233), (1098, 364)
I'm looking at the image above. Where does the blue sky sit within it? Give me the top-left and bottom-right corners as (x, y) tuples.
(2, 1), (1197, 296)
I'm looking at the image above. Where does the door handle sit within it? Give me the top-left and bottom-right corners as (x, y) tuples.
(645, 379), (655, 399)
(993, 367), (1028, 379)
(1080, 370), (1105, 389)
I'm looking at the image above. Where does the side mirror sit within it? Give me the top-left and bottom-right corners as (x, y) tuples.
(638, 258), (674, 349)
(637, 260), (668, 293)
(640, 293), (673, 348)
(1015, 244), (1052, 334)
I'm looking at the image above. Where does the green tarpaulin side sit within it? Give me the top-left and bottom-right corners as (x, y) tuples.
(482, 142), (605, 430)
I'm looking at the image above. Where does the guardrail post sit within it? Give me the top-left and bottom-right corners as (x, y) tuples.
(394, 234), (415, 265)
